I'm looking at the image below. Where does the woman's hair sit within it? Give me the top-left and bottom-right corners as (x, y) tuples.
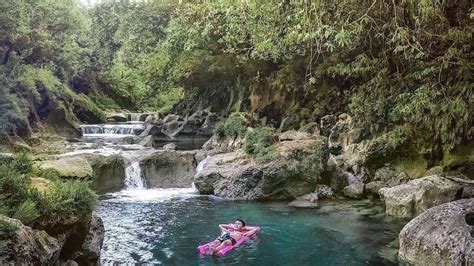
(236, 219), (246, 227)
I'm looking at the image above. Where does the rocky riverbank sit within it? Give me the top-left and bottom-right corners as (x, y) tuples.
(1, 111), (472, 265)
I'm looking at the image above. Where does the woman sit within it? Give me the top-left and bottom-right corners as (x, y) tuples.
(205, 219), (258, 254)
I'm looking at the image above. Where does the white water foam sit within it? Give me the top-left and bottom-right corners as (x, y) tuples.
(196, 155), (210, 174)
(124, 161), (147, 189)
(103, 186), (198, 203)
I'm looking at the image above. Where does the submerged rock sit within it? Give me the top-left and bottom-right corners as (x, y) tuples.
(194, 137), (329, 200)
(398, 199), (474, 265)
(288, 193), (319, 208)
(0, 216), (61, 264)
(379, 175), (463, 218)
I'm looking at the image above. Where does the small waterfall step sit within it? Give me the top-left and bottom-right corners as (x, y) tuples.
(80, 123), (145, 136)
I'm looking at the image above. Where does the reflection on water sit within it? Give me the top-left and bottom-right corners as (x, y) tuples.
(97, 191), (404, 265)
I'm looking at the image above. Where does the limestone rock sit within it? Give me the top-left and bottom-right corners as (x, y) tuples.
(288, 193), (319, 208)
(194, 137), (329, 200)
(314, 184), (334, 199)
(202, 134), (244, 152)
(379, 175), (463, 219)
(279, 130), (313, 141)
(163, 143), (177, 150)
(71, 215), (104, 265)
(0, 216), (61, 264)
(398, 199), (474, 265)
(140, 150), (197, 188)
(40, 156), (93, 179)
(342, 183), (364, 199)
(106, 113), (127, 123)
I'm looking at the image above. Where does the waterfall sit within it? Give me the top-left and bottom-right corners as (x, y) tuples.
(129, 113), (142, 122)
(196, 155), (210, 174)
(124, 161), (147, 189)
(344, 171), (362, 184)
(80, 124), (144, 136)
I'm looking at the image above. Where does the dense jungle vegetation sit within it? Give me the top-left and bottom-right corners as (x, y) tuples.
(1, 0), (473, 161)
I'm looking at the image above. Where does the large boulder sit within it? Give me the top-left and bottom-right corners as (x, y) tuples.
(69, 215), (104, 265)
(140, 150), (197, 188)
(0, 216), (61, 264)
(39, 154), (126, 193)
(106, 113), (127, 123)
(342, 183), (364, 199)
(398, 199), (474, 265)
(379, 175), (463, 218)
(194, 137), (329, 200)
(40, 156), (93, 179)
(202, 134), (244, 152)
(86, 154), (126, 193)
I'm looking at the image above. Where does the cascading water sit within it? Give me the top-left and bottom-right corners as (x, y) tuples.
(80, 124), (144, 136)
(124, 161), (147, 189)
(129, 113), (142, 122)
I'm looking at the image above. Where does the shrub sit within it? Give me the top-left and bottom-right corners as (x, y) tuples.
(13, 200), (39, 226)
(9, 152), (33, 175)
(299, 122), (318, 133)
(39, 180), (98, 226)
(213, 112), (247, 138)
(244, 126), (278, 162)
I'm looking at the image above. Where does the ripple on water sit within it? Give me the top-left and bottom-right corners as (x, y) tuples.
(97, 193), (405, 265)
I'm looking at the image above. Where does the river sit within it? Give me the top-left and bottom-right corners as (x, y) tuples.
(72, 119), (404, 265)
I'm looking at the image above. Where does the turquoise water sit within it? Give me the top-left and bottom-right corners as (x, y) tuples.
(97, 189), (404, 265)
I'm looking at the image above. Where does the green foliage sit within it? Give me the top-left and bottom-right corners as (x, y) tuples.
(13, 200), (39, 226)
(39, 180), (98, 226)
(213, 113), (248, 138)
(244, 127), (278, 162)
(299, 122), (318, 134)
(0, 153), (97, 231)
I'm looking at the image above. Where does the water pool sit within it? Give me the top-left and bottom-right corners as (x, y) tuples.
(97, 188), (404, 265)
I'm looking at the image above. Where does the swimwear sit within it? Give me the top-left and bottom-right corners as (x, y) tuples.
(217, 232), (236, 245)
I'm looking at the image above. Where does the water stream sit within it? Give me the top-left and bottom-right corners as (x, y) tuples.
(67, 119), (404, 265)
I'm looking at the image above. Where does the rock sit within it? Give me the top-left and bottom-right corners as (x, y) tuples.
(279, 130), (313, 141)
(45, 102), (82, 139)
(70, 215), (104, 265)
(162, 120), (185, 137)
(202, 134), (244, 152)
(194, 137), (329, 200)
(28, 177), (52, 192)
(313, 184), (334, 199)
(379, 175), (463, 218)
(424, 166), (444, 176)
(462, 186), (474, 198)
(162, 114), (181, 124)
(0, 216), (61, 264)
(398, 199), (474, 265)
(342, 183), (364, 199)
(86, 154), (126, 193)
(140, 150), (197, 188)
(144, 115), (157, 124)
(198, 112), (218, 136)
(288, 193), (319, 208)
(40, 156), (93, 179)
(320, 115), (337, 137)
(163, 143), (177, 150)
(373, 166), (398, 183)
(139, 135), (154, 147)
(106, 113), (127, 123)
(365, 181), (385, 197)
(328, 113), (354, 154)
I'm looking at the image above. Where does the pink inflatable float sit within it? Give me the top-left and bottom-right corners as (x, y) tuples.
(197, 226), (261, 256)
